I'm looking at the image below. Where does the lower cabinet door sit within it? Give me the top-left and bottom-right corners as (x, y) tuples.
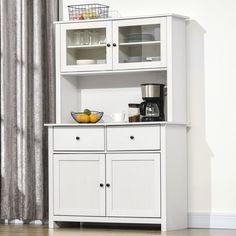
(106, 153), (161, 218)
(54, 154), (105, 216)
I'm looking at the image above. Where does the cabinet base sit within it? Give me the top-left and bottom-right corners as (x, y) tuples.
(50, 216), (170, 230)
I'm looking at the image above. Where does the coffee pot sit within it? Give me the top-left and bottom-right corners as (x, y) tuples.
(140, 84), (165, 122)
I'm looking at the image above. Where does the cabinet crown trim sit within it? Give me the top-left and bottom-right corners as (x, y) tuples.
(54, 13), (189, 25)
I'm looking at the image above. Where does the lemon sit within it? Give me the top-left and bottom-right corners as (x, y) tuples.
(75, 114), (90, 123)
(89, 113), (98, 123)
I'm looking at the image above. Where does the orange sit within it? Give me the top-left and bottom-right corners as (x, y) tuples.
(89, 113), (98, 123)
(75, 114), (90, 123)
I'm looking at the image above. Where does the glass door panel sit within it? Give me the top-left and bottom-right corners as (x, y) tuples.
(66, 28), (107, 66)
(113, 18), (166, 70)
(61, 21), (112, 72)
(119, 24), (161, 64)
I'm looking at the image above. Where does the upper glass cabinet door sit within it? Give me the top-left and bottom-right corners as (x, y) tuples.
(60, 21), (112, 72)
(113, 18), (167, 70)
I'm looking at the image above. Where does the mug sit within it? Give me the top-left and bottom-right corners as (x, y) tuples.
(111, 113), (125, 122)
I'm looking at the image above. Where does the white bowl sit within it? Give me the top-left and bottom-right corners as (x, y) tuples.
(76, 59), (96, 65)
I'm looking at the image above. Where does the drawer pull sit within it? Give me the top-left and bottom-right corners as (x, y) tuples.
(106, 183), (110, 187)
(130, 136), (134, 140)
(75, 136), (80, 140)
(100, 183), (104, 187)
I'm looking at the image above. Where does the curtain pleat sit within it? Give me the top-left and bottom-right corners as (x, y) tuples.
(0, 0), (58, 220)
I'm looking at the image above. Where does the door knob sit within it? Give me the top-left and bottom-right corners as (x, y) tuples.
(107, 43), (111, 47)
(100, 183), (104, 187)
(130, 136), (134, 140)
(76, 136), (80, 140)
(112, 43), (117, 47)
(106, 183), (110, 187)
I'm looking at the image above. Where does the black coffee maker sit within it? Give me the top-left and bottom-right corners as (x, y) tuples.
(140, 83), (165, 122)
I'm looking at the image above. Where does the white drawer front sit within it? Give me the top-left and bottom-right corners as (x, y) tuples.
(54, 127), (105, 151)
(106, 125), (160, 151)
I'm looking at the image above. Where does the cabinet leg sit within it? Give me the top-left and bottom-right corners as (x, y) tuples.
(49, 220), (59, 229)
(161, 223), (167, 231)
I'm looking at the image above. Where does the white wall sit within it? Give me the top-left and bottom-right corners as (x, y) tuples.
(60, 0), (236, 227)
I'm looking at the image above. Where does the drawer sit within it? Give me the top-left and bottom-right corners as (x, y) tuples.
(106, 125), (160, 151)
(53, 127), (105, 151)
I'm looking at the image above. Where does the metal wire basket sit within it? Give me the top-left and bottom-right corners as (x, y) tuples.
(68, 4), (109, 21)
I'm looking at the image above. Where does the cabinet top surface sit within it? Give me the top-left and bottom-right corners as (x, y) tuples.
(45, 121), (187, 127)
(54, 13), (189, 25)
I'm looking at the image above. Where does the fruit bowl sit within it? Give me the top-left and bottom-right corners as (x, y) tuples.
(71, 110), (103, 123)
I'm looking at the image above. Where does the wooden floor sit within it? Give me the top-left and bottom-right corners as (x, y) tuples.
(0, 224), (236, 236)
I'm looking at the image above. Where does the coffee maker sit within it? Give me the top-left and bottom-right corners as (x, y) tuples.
(140, 83), (165, 122)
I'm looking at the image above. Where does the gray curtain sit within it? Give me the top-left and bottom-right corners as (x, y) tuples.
(0, 0), (58, 220)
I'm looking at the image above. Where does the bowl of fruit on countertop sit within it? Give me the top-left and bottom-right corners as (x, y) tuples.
(71, 109), (103, 123)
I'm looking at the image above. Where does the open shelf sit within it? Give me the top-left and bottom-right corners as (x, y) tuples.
(59, 71), (167, 124)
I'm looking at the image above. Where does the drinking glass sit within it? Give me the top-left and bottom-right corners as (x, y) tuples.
(73, 31), (84, 46)
(83, 30), (92, 45)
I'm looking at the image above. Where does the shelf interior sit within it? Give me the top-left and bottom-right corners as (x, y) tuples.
(60, 71), (167, 123)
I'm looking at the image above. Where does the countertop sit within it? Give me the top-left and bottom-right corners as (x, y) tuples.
(45, 121), (187, 127)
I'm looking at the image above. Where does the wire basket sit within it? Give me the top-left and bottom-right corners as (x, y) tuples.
(68, 4), (109, 21)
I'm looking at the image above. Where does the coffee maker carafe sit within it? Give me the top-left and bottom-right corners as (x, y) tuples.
(140, 84), (165, 122)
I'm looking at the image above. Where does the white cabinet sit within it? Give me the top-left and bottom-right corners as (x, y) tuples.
(48, 13), (188, 231)
(106, 153), (161, 217)
(60, 17), (167, 72)
(53, 151), (161, 218)
(53, 154), (105, 216)
(47, 124), (187, 231)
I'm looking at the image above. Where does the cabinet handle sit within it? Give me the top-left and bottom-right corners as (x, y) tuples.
(112, 43), (117, 47)
(107, 43), (111, 47)
(100, 183), (104, 187)
(130, 136), (134, 140)
(106, 183), (110, 187)
(76, 136), (80, 140)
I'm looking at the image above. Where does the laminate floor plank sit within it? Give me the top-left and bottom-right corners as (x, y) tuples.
(0, 224), (235, 236)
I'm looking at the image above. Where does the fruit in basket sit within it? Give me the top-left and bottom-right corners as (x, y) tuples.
(89, 113), (98, 123)
(83, 109), (91, 115)
(78, 14), (84, 20)
(82, 10), (97, 19)
(71, 111), (103, 123)
(75, 113), (90, 123)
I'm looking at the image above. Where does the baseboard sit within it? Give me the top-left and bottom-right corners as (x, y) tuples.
(188, 213), (236, 229)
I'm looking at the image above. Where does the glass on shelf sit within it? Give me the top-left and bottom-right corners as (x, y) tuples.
(83, 30), (93, 45)
(92, 31), (100, 45)
(67, 28), (106, 47)
(72, 31), (84, 46)
(98, 32), (106, 45)
(92, 29), (106, 45)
